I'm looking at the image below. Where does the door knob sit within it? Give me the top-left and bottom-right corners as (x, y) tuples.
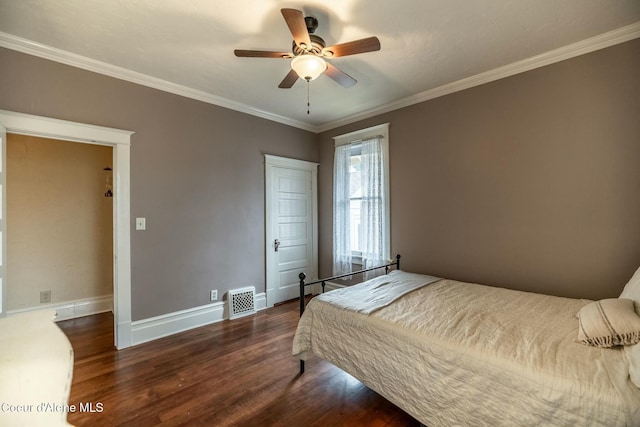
(274, 239), (281, 252)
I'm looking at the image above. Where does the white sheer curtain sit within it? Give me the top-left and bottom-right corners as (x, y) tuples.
(333, 143), (352, 276)
(333, 135), (389, 280)
(360, 136), (389, 279)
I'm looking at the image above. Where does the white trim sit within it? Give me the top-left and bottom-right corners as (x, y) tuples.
(131, 293), (267, 346)
(264, 155), (319, 308)
(1, 23), (637, 135)
(254, 292), (267, 311)
(333, 123), (390, 146)
(6, 295), (113, 322)
(0, 124), (5, 316)
(131, 302), (225, 346)
(317, 22), (640, 133)
(0, 110), (132, 145)
(0, 31), (316, 133)
(0, 110), (134, 349)
(264, 154), (319, 170)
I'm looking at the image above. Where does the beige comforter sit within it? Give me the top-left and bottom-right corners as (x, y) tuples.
(293, 271), (640, 426)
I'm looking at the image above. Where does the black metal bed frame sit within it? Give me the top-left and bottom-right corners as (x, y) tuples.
(296, 254), (401, 374)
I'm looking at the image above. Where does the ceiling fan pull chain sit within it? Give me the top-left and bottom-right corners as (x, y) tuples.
(306, 78), (311, 115)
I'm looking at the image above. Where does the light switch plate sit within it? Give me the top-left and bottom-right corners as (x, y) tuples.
(135, 217), (146, 230)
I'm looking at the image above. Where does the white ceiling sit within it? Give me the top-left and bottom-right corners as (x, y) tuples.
(1, 1), (639, 132)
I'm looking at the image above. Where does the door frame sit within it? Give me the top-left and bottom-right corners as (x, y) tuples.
(264, 155), (318, 308)
(0, 124), (5, 317)
(0, 110), (134, 349)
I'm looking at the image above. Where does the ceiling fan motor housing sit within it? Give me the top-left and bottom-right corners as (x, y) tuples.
(291, 16), (329, 57)
(292, 34), (327, 56)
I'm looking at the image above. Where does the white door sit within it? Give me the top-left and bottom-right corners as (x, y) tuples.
(0, 125), (6, 315)
(265, 155), (318, 307)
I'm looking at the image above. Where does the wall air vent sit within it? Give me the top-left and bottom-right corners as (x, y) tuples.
(229, 286), (256, 320)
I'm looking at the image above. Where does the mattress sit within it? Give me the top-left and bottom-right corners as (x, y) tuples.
(292, 271), (640, 426)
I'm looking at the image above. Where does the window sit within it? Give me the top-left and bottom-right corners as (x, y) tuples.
(333, 123), (390, 277)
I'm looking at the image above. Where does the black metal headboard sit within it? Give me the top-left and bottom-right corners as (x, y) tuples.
(297, 254), (401, 317)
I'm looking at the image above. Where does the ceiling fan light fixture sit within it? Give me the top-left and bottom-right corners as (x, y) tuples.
(291, 54), (326, 81)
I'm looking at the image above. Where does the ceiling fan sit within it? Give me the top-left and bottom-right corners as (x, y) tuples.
(234, 8), (381, 89)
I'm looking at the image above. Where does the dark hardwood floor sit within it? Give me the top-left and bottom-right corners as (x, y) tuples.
(57, 300), (421, 426)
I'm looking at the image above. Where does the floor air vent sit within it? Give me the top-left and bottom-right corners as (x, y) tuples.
(229, 286), (256, 319)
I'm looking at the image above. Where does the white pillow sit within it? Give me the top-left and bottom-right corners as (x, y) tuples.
(619, 266), (640, 313)
(617, 266), (640, 388)
(577, 298), (640, 347)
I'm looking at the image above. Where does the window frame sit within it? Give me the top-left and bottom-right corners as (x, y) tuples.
(348, 143), (363, 259)
(333, 123), (390, 265)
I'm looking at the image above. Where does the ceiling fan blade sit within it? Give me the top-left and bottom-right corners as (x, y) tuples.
(323, 36), (381, 58)
(281, 8), (312, 50)
(234, 50), (291, 58)
(278, 69), (299, 89)
(324, 63), (357, 88)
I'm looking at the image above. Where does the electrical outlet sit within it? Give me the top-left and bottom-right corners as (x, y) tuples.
(40, 290), (51, 304)
(210, 290), (218, 301)
(135, 217), (146, 230)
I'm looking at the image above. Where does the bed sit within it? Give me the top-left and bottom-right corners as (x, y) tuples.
(0, 310), (74, 426)
(292, 257), (640, 426)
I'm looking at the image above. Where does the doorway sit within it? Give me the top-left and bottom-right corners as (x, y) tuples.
(0, 110), (133, 349)
(6, 133), (113, 320)
(264, 155), (318, 307)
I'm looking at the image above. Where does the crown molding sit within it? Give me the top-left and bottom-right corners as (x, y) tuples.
(316, 21), (640, 133)
(0, 31), (317, 133)
(1, 21), (639, 135)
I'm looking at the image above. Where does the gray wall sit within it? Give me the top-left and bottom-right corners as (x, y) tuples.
(0, 47), (318, 321)
(318, 39), (640, 300)
(2, 37), (639, 321)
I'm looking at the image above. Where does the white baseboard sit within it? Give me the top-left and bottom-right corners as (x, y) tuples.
(6, 295), (113, 321)
(131, 291), (269, 346)
(131, 301), (225, 346)
(116, 320), (132, 350)
(6, 290), (293, 348)
(254, 292), (267, 311)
